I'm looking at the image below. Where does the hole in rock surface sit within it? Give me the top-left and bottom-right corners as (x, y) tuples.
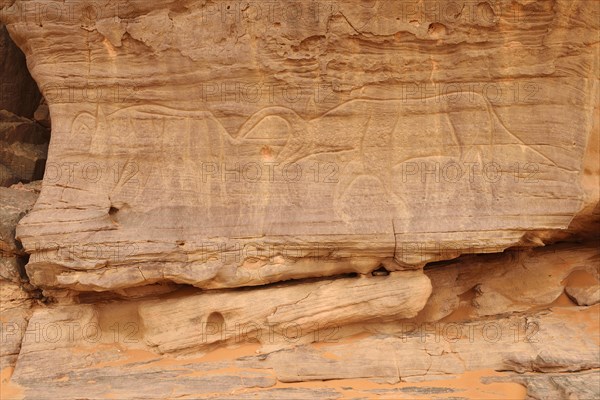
(428, 22), (447, 36)
(371, 265), (390, 276)
(206, 312), (226, 337)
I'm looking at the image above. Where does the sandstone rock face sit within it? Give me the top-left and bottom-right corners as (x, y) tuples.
(0, 0), (599, 399)
(2, 283), (598, 398)
(0, 183), (40, 375)
(0, 0), (595, 292)
(139, 270), (431, 354)
(0, 183), (39, 282)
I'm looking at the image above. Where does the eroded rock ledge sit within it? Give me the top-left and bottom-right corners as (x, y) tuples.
(1, 226), (598, 398)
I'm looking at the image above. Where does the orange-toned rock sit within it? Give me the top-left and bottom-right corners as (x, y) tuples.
(0, 0), (596, 293)
(0, 1), (598, 398)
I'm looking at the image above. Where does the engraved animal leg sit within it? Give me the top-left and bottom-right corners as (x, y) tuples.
(333, 161), (364, 220)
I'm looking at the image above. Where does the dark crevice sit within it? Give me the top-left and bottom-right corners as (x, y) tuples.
(371, 265), (390, 276)
(15, 252), (29, 281)
(235, 271), (360, 292)
(423, 258), (462, 270)
(1, 23), (50, 186)
(14, 244), (46, 301)
(75, 271), (365, 304)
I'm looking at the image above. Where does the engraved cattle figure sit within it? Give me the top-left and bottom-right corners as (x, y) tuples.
(68, 106), (294, 220)
(236, 93), (520, 212)
(67, 97), (553, 223)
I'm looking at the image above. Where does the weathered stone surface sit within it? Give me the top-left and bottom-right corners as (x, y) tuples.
(0, 183), (39, 373)
(0, 110), (48, 144)
(0, 140), (47, 183)
(412, 242), (599, 322)
(0, 163), (18, 186)
(0, 256), (23, 282)
(139, 270), (431, 354)
(0, 279), (33, 371)
(496, 370), (600, 400)
(0, 183), (38, 257)
(566, 286), (600, 306)
(0, 1), (599, 399)
(257, 306), (600, 383)
(0, 110), (49, 184)
(3, 301), (596, 399)
(561, 265), (600, 307)
(0, 0), (595, 292)
(2, 233), (597, 399)
(32, 98), (50, 129)
(5, 240), (595, 398)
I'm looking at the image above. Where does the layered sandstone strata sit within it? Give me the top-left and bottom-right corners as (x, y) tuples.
(0, 0), (595, 292)
(0, 0), (598, 399)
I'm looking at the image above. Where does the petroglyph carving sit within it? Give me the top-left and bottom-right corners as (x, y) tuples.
(65, 92), (564, 225)
(237, 93), (519, 214)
